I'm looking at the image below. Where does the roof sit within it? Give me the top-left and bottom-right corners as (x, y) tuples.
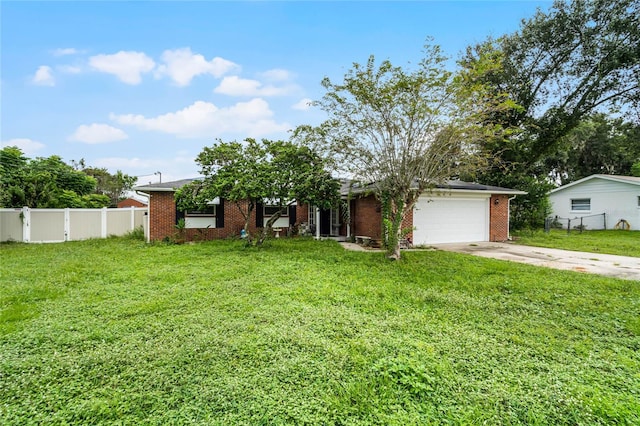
(436, 180), (526, 194)
(550, 174), (640, 194)
(134, 177), (526, 196)
(134, 178), (200, 192)
(344, 179), (526, 196)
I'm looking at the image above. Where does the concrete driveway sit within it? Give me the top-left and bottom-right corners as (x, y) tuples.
(432, 242), (640, 281)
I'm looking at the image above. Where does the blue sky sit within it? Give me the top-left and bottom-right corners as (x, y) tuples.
(1, 1), (552, 184)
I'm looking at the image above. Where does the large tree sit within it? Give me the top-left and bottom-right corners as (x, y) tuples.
(0, 147), (109, 208)
(82, 167), (137, 207)
(546, 114), (640, 184)
(295, 43), (498, 259)
(460, 0), (640, 228)
(176, 138), (339, 246)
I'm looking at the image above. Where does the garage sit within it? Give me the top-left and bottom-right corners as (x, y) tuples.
(413, 195), (489, 245)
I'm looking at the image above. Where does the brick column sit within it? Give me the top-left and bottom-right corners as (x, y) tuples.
(489, 194), (510, 241)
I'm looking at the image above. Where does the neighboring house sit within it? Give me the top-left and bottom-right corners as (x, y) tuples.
(549, 174), (640, 230)
(117, 197), (148, 208)
(135, 178), (525, 245)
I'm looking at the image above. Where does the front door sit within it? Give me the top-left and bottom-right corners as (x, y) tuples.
(320, 208), (331, 235)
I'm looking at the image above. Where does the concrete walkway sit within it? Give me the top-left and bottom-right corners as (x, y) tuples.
(340, 241), (640, 281)
(431, 242), (640, 281)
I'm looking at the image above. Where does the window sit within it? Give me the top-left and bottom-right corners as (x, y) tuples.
(185, 205), (216, 217)
(571, 198), (591, 211)
(264, 205), (288, 217)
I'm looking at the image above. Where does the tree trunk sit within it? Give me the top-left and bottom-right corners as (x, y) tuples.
(387, 224), (403, 260)
(237, 201), (254, 245)
(385, 192), (418, 261)
(257, 210), (282, 246)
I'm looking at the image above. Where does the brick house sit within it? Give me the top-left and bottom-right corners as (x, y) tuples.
(135, 179), (524, 244)
(134, 179), (309, 242)
(348, 181), (526, 245)
(117, 197), (148, 208)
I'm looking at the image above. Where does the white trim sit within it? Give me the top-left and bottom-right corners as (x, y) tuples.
(551, 174), (640, 193)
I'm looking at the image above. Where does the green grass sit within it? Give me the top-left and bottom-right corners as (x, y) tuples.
(1, 238), (639, 425)
(514, 229), (640, 257)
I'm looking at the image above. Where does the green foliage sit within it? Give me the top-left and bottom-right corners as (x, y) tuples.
(460, 0), (640, 228)
(546, 114), (640, 184)
(81, 193), (111, 208)
(123, 226), (145, 241)
(0, 146), (29, 207)
(296, 41), (497, 258)
(82, 167), (137, 207)
(0, 147), (116, 209)
(632, 161), (640, 177)
(176, 138), (339, 246)
(1, 238), (639, 424)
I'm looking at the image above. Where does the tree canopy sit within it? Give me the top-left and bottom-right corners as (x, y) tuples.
(294, 43), (499, 259)
(459, 0), (640, 228)
(82, 167), (137, 207)
(176, 138), (339, 246)
(546, 114), (640, 184)
(0, 146), (134, 208)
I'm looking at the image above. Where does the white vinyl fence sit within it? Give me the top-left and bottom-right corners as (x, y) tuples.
(0, 207), (148, 243)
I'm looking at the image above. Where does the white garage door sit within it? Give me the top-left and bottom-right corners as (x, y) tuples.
(413, 196), (489, 244)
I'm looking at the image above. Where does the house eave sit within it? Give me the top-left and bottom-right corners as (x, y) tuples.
(550, 174), (640, 194)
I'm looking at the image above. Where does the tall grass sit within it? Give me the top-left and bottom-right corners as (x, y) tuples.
(1, 238), (638, 424)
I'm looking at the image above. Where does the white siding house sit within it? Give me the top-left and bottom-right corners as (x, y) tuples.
(549, 175), (640, 230)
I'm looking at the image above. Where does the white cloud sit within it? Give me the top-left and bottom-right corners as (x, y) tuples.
(1, 138), (45, 154)
(69, 123), (128, 144)
(89, 51), (155, 85)
(111, 99), (290, 138)
(155, 47), (239, 86)
(58, 65), (83, 74)
(292, 98), (313, 111)
(32, 66), (55, 86)
(259, 68), (293, 82)
(52, 48), (80, 56)
(214, 76), (298, 97)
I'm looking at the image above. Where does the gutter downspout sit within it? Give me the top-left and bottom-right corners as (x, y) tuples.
(508, 195), (517, 241)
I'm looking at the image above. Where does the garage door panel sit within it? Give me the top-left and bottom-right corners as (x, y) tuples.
(413, 197), (488, 244)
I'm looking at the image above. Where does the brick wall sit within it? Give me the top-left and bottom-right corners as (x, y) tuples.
(353, 195), (382, 239)
(149, 192), (312, 241)
(403, 205), (414, 243)
(350, 195), (415, 242)
(117, 198), (147, 208)
(489, 194), (510, 242)
(149, 192), (176, 241)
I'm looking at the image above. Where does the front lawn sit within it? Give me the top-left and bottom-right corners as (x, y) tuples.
(513, 229), (640, 257)
(1, 238), (639, 424)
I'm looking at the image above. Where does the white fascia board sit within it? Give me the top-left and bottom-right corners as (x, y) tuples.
(133, 187), (176, 193)
(550, 174), (640, 194)
(430, 188), (527, 196)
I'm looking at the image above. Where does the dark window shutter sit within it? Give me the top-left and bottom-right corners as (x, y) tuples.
(289, 205), (296, 226)
(176, 208), (185, 224)
(256, 202), (263, 227)
(217, 198), (224, 228)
